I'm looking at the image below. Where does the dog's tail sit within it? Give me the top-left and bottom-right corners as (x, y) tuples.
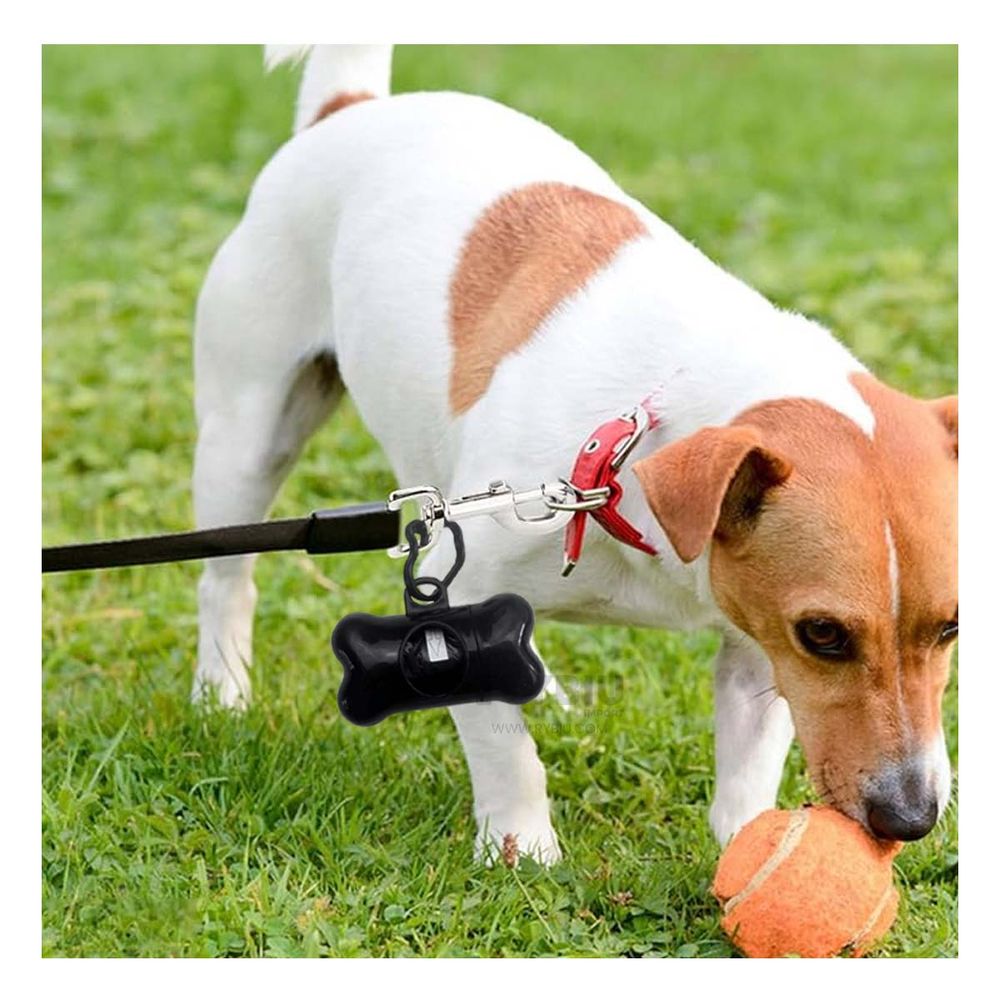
(265, 45), (394, 133)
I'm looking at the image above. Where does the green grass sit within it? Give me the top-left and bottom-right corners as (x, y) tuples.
(42, 45), (957, 957)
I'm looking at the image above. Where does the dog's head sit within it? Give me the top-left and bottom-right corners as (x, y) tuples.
(634, 373), (957, 841)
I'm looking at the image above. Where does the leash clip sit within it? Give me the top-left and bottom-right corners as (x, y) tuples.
(546, 479), (612, 512)
(387, 480), (577, 557)
(386, 486), (444, 557)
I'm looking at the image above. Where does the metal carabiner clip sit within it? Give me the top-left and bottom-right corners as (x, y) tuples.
(609, 403), (651, 470)
(386, 486), (445, 557)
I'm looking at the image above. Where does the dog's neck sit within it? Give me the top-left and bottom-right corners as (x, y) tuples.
(601, 228), (875, 442)
(541, 230), (878, 631)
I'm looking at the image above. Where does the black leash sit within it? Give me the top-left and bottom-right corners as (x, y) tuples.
(42, 502), (400, 573)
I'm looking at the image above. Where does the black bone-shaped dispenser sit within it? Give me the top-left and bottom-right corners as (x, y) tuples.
(332, 519), (546, 726)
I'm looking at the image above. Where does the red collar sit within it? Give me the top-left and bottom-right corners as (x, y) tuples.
(562, 397), (661, 576)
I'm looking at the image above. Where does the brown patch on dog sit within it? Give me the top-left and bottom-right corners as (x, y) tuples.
(448, 182), (648, 414)
(310, 90), (376, 126)
(636, 376), (957, 821)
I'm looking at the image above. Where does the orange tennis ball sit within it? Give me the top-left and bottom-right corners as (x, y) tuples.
(712, 805), (902, 958)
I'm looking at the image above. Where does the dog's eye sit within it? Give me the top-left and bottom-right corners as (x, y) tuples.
(938, 616), (958, 644)
(795, 618), (853, 660)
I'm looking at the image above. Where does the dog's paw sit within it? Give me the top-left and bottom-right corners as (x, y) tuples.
(709, 796), (767, 846)
(191, 662), (251, 711)
(474, 816), (562, 867)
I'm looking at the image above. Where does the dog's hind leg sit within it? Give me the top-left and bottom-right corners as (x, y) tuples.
(192, 233), (342, 708)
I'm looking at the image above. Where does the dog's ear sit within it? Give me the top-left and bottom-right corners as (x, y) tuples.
(929, 395), (958, 458)
(632, 426), (792, 564)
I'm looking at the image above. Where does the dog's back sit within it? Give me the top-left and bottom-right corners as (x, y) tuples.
(212, 47), (868, 490)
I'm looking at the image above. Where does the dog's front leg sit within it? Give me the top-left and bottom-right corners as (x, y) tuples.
(709, 630), (795, 845)
(450, 701), (561, 866)
(418, 530), (560, 865)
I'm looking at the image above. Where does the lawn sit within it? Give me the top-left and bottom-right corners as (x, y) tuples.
(41, 45), (957, 957)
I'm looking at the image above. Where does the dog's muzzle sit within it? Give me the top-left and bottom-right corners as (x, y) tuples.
(863, 762), (940, 841)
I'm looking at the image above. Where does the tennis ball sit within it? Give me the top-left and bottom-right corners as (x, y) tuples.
(712, 805), (902, 958)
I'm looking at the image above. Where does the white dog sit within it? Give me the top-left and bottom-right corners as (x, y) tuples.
(192, 45), (957, 863)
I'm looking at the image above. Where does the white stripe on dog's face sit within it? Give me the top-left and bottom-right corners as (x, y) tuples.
(885, 521), (900, 621)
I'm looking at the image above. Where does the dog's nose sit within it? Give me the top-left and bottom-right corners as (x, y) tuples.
(866, 797), (938, 841)
(864, 765), (939, 841)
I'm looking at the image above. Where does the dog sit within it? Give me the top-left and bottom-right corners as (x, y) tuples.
(192, 45), (957, 864)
